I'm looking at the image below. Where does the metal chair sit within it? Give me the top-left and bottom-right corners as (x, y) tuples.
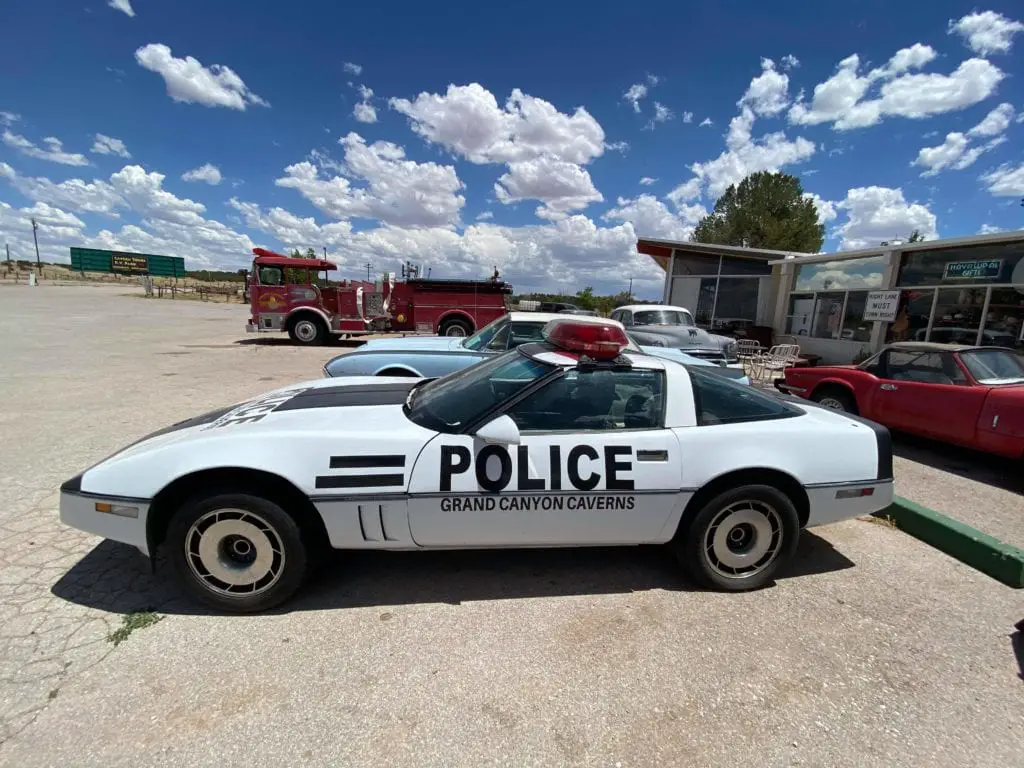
(751, 344), (801, 385)
(737, 339), (763, 378)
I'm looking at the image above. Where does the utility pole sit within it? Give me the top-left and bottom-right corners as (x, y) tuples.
(5, 244), (9, 263)
(31, 218), (40, 269)
(323, 246), (327, 259)
(365, 262), (372, 281)
(627, 276), (634, 297)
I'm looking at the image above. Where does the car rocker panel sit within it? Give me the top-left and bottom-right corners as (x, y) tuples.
(60, 319), (892, 611)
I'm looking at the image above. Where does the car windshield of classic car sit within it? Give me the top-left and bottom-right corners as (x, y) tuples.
(634, 309), (696, 327)
(959, 348), (1024, 385)
(461, 315), (509, 351)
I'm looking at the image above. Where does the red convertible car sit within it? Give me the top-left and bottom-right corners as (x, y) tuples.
(778, 342), (1024, 460)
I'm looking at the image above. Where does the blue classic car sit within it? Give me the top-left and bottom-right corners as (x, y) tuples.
(324, 312), (751, 385)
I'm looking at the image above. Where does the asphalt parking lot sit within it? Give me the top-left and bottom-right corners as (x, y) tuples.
(0, 284), (1021, 767)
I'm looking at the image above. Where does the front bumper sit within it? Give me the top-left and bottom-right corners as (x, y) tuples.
(804, 480), (894, 528)
(59, 486), (151, 555)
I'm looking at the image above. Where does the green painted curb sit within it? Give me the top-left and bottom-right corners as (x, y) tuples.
(873, 497), (1024, 589)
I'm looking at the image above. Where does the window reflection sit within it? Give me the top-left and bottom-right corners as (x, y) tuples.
(981, 287), (1024, 350)
(927, 288), (986, 344)
(886, 289), (934, 343)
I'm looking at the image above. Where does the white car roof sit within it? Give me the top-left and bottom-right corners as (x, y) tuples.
(616, 304), (692, 313)
(507, 311), (625, 328)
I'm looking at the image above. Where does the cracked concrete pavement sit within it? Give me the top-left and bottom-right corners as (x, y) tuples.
(0, 284), (1021, 766)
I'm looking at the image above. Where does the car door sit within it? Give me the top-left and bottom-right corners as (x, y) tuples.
(406, 365), (683, 547)
(872, 350), (988, 443)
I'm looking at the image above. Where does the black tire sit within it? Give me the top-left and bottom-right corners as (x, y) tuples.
(439, 317), (473, 337)
(166, 492), (309, 613)
(675, 484), (800, 592)
(811, 386), (857, 414)
(287, 315), (327, 346)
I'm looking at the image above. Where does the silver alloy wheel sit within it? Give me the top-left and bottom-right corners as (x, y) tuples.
(185, 508), (285, 597)
(293, 319), (318, 343)
(444, 324), (468, 337)
(818, 396), (846, 411)
(704, 500), (783, 579)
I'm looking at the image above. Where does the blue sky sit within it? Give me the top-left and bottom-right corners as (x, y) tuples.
(1, 0), (1022, 296)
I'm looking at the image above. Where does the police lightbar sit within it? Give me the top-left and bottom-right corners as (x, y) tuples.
(541, 319), (630, 360)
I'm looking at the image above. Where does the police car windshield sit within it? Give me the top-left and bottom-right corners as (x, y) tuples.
(462, 316), (507, 351)
(406, 349), (553, 432)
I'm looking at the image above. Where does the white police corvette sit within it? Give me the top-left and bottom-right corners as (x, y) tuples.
(60, 320), (893, 612)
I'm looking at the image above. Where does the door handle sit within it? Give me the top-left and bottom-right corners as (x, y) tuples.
(880, 383), (898, 391)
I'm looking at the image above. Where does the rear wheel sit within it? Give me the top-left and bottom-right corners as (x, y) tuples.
(167, 492), (309, 612)
(811, 387), (857, 414)
(676, 485), (800, 591)
(287, 315), (327, 346)
(439, 317), (472, 337)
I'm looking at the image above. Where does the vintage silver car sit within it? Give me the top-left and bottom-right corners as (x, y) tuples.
(324, 312), (751, 384)
(610, 305), (740, 366)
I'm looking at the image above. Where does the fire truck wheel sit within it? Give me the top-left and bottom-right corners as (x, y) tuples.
(287, 315), (327, 345)
(440, 317), (473, 337)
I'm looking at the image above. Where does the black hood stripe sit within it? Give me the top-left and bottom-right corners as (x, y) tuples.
(275, 381), (417, 412)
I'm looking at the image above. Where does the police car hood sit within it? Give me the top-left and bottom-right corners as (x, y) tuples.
(75, 376), (436, 499)
(361, 336), (465, 352)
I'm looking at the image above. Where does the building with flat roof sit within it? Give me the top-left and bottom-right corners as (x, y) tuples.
(637, 230), (1024, 363)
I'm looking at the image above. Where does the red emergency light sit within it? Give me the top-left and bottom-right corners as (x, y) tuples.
(542, 319), (630, 360)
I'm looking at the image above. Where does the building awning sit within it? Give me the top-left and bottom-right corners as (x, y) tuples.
(767, 230), (1024, 266)
(637, 237), (802, 272)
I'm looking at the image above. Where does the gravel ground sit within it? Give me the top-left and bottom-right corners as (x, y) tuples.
(0, 284), (1021, 767)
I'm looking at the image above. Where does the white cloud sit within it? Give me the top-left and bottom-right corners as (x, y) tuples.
(834, 186), (937, 249)
(108, 0), (134, 17)
(603, 194), (706, 241)
(343, 62), (363, 75)
(967, 102), (1015, 137)
(0, 111), (20, 126)
(666, 177), (703, 206)
(978, 223), (1002, 235)
(495, 158), (603, 220)
(980, 163), (1024, 196)
(0, 162), (123, 214)
(623, 83), (648, 113)
(476, 211), (494, 221)
(788, 47), (1001, 130)
(639, 176), (657, 185)
(0, 199), (89, 262)
(135, 43), (269, 110)
(682, 111), (693, 124)
(781, 54), (800, 70)
(699, 117), (713, 127)
(689, 128), (816, 199)
(275, 132), (465, 228)
(948, 11), (1024, 55)
(739, 58), (790, 117)
(90, 133), (131, 158)
(2, 131), (89, 166)
(181, 163), (223, 185)
(357, 84), (373, 100)
(353, 102), (378, 123)
(390, 83), (606, 165)
(803, 192), (837, 225)
(644, 102), (674, 129)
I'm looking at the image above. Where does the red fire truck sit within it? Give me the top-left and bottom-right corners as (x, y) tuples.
(244, 248), (512, 345)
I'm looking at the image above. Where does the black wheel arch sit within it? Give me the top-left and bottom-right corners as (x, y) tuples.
(674, 467), (810, 545)
(147, 467), (329, 557)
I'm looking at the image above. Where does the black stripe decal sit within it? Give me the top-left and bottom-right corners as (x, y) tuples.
(315, 474), (405, 489)
(276, 382), (416, 412)
(330, 455), (405, 469)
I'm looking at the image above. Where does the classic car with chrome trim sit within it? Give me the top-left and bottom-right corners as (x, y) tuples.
(610, 304), (741, 366)
(778, 342), (1024, 459)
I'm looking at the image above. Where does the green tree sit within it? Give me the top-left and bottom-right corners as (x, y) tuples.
(305, 247), (317, 259)
(290, 249), (303, 258)
(908, 229), (925, 242)
(574, 286), (596, 311)
(693, 171), (824, 253)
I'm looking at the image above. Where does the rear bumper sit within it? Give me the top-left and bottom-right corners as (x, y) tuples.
(804, 480), (894, 528)
(59, 487), (151, 555)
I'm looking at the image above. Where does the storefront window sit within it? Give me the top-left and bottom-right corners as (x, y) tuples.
(720, 256), (772, 276)
(897, 242), (1024, 286)
(928, 288), (986, 344)
(982, 287), (1024, 350)
(795, 255), (885, 292)
(714, 278), (759, 325)
(842, 292), (872, 342)
(811, 292), (845, 339)
(786, 293), (814, 337)
(886, 289), (933, 342)
(672, 252), (720, 275)
(694, 278), (717, 325)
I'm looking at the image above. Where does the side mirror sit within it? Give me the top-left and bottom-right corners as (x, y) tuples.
(474, 414), (521, 445)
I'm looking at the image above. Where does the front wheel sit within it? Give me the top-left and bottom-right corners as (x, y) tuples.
(675, 485), (800, 591)
(811, 387), (856, 414)
(166, 493), (309, 612)
(287, 316), (327, 346)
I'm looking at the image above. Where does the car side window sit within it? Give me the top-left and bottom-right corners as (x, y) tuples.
(689, 366), (801, 426)
(485, 324), (511, 350)
(616, 310), (632, 326)
(886, 351), (965, 385)
(508, 322), (546, 348)
(505, 368), (665, 432)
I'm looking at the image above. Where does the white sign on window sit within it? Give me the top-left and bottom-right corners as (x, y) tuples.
(862, 290), (901, 322)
